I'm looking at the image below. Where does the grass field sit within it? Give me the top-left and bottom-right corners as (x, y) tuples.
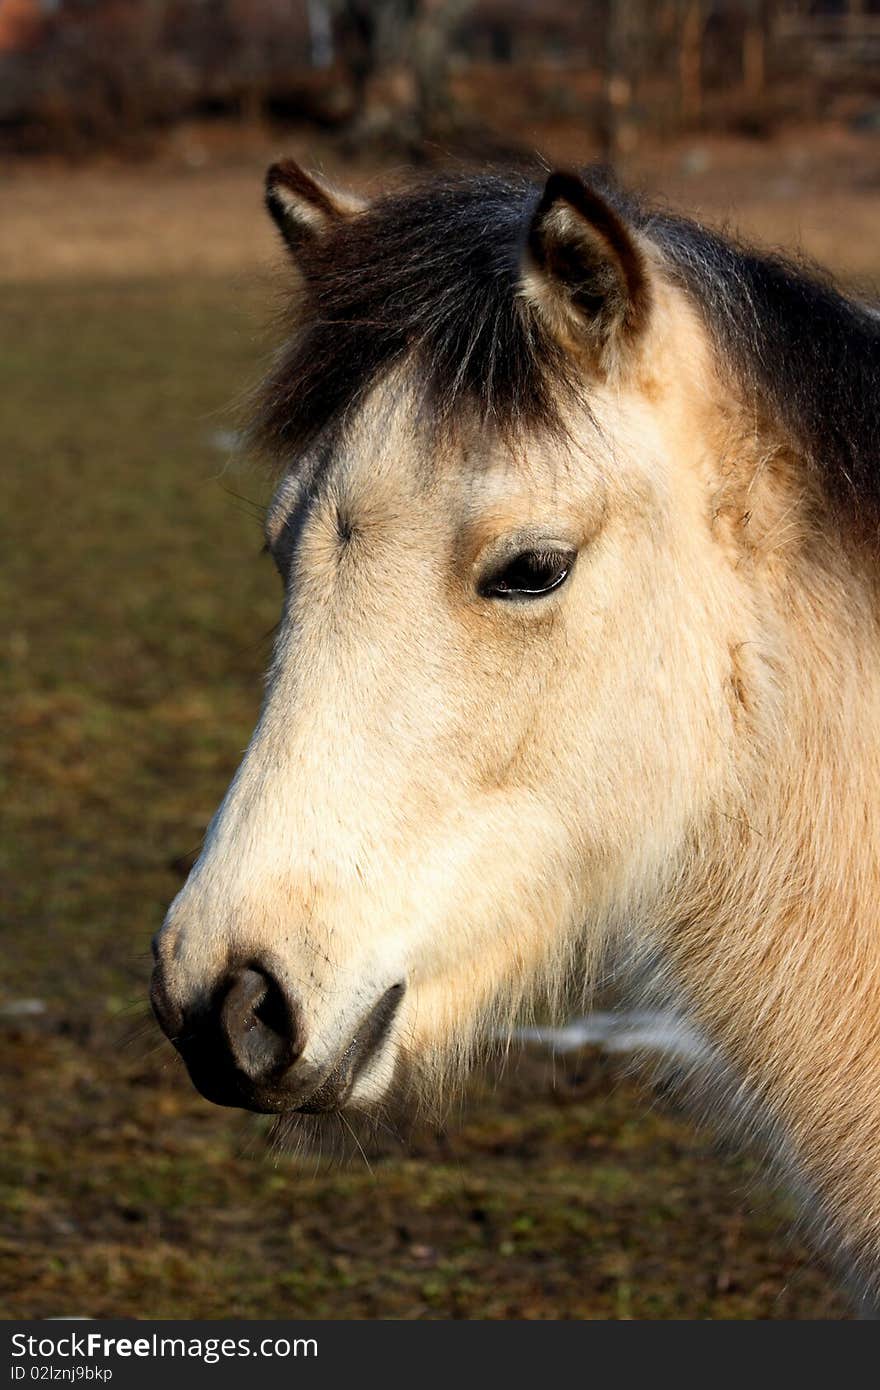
(3, 132), (877, 1318)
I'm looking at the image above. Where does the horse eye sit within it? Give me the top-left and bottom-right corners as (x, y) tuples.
(480, 549), (575, 600)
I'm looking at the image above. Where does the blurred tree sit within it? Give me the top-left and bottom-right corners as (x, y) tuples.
(679, 0), (705, 125)
(600, 0), (663, 164)
(743, 0), (769, 105)
(411, 0), (472, 138)
(307, 0), (334, 67)
(601, 0), (634, 163)
(335, 0), (472, 150)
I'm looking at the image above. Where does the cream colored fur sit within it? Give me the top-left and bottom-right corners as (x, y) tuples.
(157, 231), (880, 1291)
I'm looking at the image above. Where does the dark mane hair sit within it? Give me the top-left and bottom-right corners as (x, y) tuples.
(254, 169), (880, 537)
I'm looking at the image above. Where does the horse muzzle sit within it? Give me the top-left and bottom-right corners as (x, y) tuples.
(150, 954), (405, 1114)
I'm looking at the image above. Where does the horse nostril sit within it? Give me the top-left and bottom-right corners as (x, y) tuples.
(219, 966), (304, 1084)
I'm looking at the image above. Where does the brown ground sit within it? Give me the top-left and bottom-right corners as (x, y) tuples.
(2, 119), (878, 1320)
(2, 120), (878, 288)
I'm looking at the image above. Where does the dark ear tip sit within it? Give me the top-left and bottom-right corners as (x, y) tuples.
(265, 158), (305, 198)
(537, 170), (621, 230)
(540, 169), (587, 208)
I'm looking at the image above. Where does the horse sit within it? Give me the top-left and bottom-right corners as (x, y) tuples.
(151, 158), (880, 1296)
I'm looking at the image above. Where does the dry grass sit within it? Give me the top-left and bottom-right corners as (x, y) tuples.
(2, 122), (878, 287)
(2, 130), (877, 1318)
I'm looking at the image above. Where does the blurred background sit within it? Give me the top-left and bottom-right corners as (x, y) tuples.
(3, 0), (879, 1320)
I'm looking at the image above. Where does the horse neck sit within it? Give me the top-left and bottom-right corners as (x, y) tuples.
(663, 533), (880, 1279)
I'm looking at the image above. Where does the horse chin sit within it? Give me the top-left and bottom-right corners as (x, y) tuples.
(268, 1049), (419, 1163)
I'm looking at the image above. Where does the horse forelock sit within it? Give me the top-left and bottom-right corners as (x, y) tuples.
(251, 167), (880, 548)
(251, 172), (585, 466)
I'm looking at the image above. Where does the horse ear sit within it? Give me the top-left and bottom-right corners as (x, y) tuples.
(265, 159), (366, 257)
(522, 171), (650, 364)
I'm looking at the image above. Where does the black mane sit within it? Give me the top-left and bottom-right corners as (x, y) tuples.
(254, 169), (880, 537)
(648, 206), (880, 534)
